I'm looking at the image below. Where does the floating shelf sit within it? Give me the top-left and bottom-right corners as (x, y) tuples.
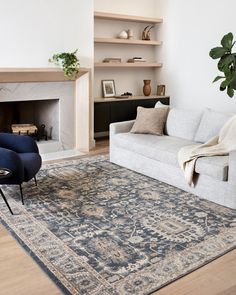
(94, 95), (169, 103)
(94, 62), (162, 68)
(94, 11), (163, 24)
(94, 38), (162, 46)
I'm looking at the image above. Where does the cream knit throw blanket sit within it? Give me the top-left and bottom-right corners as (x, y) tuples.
(178, 114), (236, 186)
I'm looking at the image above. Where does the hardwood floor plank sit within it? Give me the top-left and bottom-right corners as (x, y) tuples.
(153, 249), (236, 295)
(0, 226), (61, 295)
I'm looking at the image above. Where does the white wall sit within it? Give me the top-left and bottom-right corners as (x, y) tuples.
(156, 0), (236, 112)
(95, 0), (158, 18)
(0, 0), (93, 68)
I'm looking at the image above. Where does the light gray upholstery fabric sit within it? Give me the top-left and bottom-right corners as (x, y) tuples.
(113, 133), (197, 166)
(194, 109), (232, 143)
(109, 119), (236, 209)
(195, 156), (229, 181)
(166, 108), (202, 141)
(110, 145), (236, 209)
(113, 132), (229, 181)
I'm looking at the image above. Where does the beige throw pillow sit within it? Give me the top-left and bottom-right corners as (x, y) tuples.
(130, 106), (169, 135)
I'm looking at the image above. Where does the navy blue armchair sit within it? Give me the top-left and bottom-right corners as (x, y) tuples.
(0, 133), (42, 204)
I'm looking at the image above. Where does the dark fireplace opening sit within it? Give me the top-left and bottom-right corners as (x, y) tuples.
(0, 99), (59, 141)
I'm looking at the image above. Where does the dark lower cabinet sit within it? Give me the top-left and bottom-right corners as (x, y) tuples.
(94, 96), (170, 137)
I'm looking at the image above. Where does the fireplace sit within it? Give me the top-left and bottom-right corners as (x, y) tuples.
(0, 68), (92, 156)
(0, 99), (59, 141)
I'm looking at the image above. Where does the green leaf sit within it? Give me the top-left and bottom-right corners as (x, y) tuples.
(227, 85), (234, 97)
(213, 76), (225, 82)
(209, 47), (228, 59)
(220, 80), (228, 90)
(218, 55), (235, 72)
(221, 32), (233, 50)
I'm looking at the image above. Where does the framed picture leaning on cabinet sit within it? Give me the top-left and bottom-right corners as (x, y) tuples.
(102, 80), (116, 98)
(157, 84), (166, 96)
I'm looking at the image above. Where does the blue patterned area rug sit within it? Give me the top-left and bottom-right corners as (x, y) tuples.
(0, 154), (236, 295)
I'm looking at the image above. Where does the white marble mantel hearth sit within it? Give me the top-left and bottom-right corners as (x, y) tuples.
(0, 68), (93, 154)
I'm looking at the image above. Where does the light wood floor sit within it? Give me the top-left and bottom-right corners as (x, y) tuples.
(0, 139), (236, 295)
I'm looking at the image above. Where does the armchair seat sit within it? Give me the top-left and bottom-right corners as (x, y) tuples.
(18, 153), (42, 182)
(0, 133), (42, 208)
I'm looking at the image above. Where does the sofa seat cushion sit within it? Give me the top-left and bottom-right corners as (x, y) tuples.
(113, 133), (198, 166)
(113, 133), (229, 181)
(195, 156), (229, 181)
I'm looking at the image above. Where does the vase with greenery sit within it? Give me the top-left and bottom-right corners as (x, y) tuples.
(209, 32), (236, 97)
(49, 49), (80, 78)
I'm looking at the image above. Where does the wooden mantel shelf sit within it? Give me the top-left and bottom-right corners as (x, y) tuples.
(0, 68), (89, 83)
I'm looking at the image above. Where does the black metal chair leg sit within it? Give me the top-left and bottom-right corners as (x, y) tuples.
(34, 176), (37, 186)
(19, 184), (24, 205)
(0, 188), (13, 215)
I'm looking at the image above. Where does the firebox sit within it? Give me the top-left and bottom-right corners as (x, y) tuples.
(0, 99), (59, 141)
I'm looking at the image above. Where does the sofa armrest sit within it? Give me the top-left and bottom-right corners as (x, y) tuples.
(0, 147), (24, 184)
(0, 133), (39, 154)
(110, 120), (135, 136)
(228, 150), (236, 185)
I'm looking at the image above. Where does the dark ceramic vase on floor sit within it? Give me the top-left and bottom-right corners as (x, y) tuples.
(143, 80), (151, 96)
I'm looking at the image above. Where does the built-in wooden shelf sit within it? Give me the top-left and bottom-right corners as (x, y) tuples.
(0, 68), (89, 83)
(94, 38), (162, 46)
(94, 62), (162, 68)
(94, 11), (163, 24)
(94, 95), (169, 103)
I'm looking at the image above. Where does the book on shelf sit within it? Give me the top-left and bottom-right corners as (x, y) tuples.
(127, 57), (147, 63)
(103, 58), (122, 63)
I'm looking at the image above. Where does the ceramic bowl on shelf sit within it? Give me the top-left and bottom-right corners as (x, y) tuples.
(117, 30), (128, 39)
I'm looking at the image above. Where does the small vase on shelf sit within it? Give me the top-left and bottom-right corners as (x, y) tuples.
(143, 80), (151, 96)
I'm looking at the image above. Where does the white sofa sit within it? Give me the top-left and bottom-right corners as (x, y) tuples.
(110, 108), (236, 209)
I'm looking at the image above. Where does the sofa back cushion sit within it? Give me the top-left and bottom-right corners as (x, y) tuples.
(194, 108), (232, 143)
(165, 108), (202, 140)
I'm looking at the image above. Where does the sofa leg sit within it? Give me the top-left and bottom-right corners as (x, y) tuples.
(34, 176), (37, 186)
(19, 185), (24, 205)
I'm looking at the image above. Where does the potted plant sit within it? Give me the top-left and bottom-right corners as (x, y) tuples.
(49, 49), (80, 78)
(209, 32), (236, 97)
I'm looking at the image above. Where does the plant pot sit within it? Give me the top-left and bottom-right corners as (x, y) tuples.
(143, 80), (151, 96)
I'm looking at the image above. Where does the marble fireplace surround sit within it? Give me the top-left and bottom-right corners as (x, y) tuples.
(0, 68), (92, 154)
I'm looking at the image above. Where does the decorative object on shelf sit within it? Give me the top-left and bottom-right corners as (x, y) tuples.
(142, 25), (154, 40)
(114, 92), (133, 99)
(143, 80), (151, 96)
(114, 95), (129, 99)
(127, 57), (147, 63)
(127, 29), (134, 39)
(103, 57), (122, 63)
(102, 80), (116, 98)
(117, 30), (128, 39)
(123, 92), (133, 96)
(48, 49), (80, 78)
(209, 32), (236, 98)
(157, 84), (166, 96)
